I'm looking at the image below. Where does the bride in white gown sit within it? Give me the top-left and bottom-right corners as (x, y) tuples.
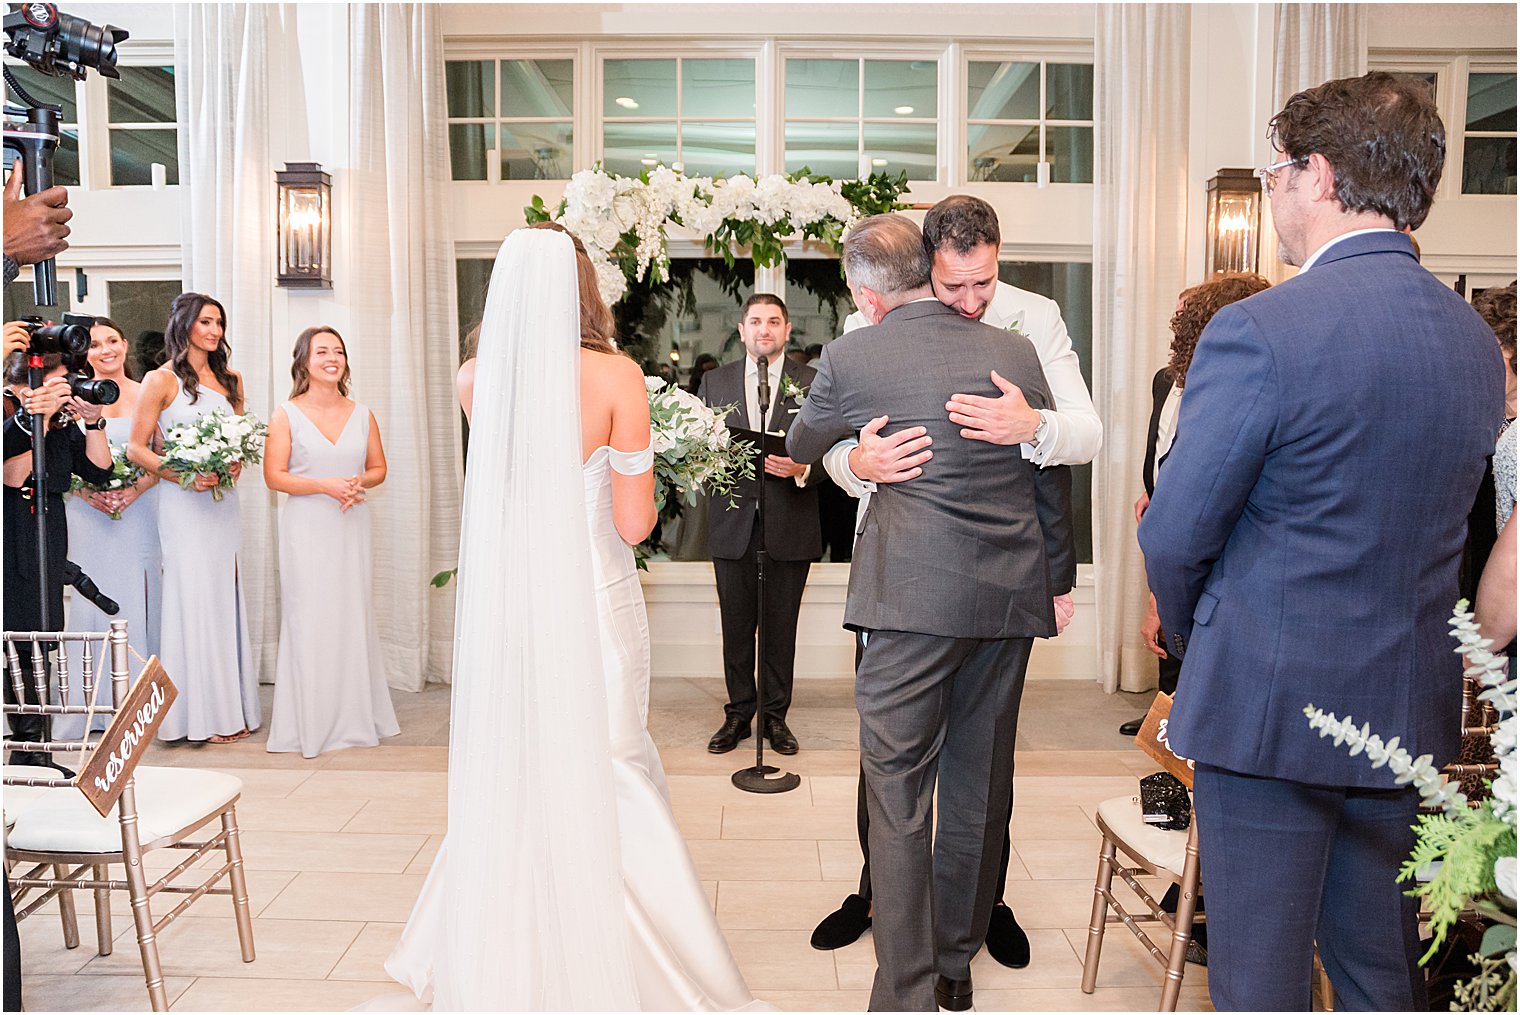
(378, 227), (763, 1011)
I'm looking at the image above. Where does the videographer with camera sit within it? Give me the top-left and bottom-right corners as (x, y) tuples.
(3, 324), (116, 753)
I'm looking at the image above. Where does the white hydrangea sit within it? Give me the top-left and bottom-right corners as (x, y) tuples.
(1497, 854), (1516, 901)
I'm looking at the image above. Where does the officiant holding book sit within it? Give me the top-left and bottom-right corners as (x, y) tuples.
(698, 293), (823, 756)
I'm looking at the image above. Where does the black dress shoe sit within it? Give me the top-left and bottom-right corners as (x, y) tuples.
(934, 975), (973, 1012)
(810, 892), (871, 950)
(764, 716), (799, 755)
(706, 716), (751, 754)
(1118, 715), (1145, 737)
(984, 902), (1030, 968)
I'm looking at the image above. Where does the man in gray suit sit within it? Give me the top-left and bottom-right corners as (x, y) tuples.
(788, 215), (1073, 1012)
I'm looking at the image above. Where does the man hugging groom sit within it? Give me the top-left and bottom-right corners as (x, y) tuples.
(788, 215), (1074, 1012)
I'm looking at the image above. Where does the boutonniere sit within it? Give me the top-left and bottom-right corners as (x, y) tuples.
(780, 375), (808, 402)
(1004, 312), (1029, 343)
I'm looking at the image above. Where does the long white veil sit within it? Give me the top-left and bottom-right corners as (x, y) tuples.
(388, 229), (639, 1010)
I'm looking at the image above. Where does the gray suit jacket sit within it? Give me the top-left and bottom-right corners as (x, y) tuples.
(698, 357), (823, 561)
(788, 300), (1073, 639)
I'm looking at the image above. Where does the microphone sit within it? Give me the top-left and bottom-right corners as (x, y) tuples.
(755, 355), (771, 429)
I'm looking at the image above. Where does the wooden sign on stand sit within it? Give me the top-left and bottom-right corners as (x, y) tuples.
(1134, 692), (1196, 789)
(76, 657), (178, 817)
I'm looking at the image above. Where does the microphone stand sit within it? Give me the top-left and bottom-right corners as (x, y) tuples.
(732, 355), (800, 795)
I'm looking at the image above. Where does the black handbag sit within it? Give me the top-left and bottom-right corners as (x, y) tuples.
(1139, 772), (1192, 831)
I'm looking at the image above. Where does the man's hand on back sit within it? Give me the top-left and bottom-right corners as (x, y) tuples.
(947, 370), (1042, 445)
(848, 415), (934, 484)
(3, 162), (71, 266)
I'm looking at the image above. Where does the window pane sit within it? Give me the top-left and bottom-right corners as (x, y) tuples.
(604, 59), (676, 118)
(1047, 63), (1094, 120)
(445, 60), (494, 117)
(785, 121), (859, 179)
(108, 66), (175, 123)
(54, 129), (81, 187)
(863, 59), (936, 119)
(999, 260), (1094, 564)
(967, 122), (1039, 182)
(107, 279), (182, 375)
(1047, 125), (1094, 183)
(501, 59), (572, 118)
(864, 123), (936, 181)
(783, 257), (852, 349)
(4, 64), (77, 121)
(680, 122), (756, 178)
(449, 122), (493, 181)
(4, 279), (71, 327)
(682, 59), (756, 119)
(455, 258), (494, 464)
(1462, 136), (1517, 195)
(109, 129), (179, 186)
(785, 58), (858, 118)
(500, 122), (572, 180)
(1467, 72), (1517, 132)
(603, 122), (678, 177)
(967, 61), (1039, 121)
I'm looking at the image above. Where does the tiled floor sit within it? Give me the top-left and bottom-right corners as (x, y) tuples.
(14, 679), (1218, 1012)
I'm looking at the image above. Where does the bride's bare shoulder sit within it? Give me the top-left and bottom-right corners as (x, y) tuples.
(580, 349), (644, 392)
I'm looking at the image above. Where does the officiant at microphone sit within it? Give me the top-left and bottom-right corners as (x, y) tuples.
(698, 293), (822, 756)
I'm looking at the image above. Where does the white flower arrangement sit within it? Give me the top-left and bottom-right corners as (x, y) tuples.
(645, 376), (754, 513)
(1304, 601), (1515, 1008)
(69, 442), (145, 520)
(159, 408), (266, 502)
(529, 164), (909, 306)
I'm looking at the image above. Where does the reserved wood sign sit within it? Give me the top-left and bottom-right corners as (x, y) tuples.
(77, 657), (178, 818)
(1135, 692), (1195, 789)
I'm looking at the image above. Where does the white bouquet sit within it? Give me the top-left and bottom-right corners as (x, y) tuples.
(159, 408), (266, 501)
(646, 377), (754, 511)
(69, 443), (145, 520)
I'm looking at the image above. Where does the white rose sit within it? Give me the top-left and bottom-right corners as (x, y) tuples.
(645, 375), (666, 393)
(1496, 856), (1516, 901)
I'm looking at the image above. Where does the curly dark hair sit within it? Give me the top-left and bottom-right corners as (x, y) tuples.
(164, 293), (241, 407)
(922, 195), (1001, 256)
(1168, 273), (1272, 387)
(1473, 281), (1517, 375)
(1268, 71), (1446, 231)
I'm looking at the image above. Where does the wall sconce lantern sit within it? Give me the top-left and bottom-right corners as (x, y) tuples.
(1204, 168), (1261, 275)
(276, 162), (332, 289)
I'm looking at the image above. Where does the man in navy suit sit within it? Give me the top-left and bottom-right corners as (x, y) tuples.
(1139, 72), (1503, 1011)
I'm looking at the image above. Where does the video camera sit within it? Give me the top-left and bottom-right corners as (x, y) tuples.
(17, 314), (118, 405)
(3, 3), (129, 307)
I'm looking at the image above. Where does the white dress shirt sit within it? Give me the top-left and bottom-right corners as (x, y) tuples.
(1297, 228), (1405, 272)
(821, 280), (1104, 503)
(745, 354), (810, 487)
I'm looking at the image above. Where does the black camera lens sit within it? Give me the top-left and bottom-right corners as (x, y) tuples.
(2, 5), (128, 81)
(68, 375), (117, 405)
(23, 318), (92, 369)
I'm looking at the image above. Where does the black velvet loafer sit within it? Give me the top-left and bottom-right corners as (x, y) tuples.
(810, 892), (871, 950)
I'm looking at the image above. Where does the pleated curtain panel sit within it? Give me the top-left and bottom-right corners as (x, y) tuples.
(1092, 3), (1192, 694)
(175, 3), (461, 692)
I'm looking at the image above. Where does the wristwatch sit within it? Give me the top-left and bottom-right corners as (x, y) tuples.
(1032, 411), (1050, 446)
(84, 418), (108, 431)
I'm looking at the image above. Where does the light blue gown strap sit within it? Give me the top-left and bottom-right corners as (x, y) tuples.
(607, 443), (654, 476)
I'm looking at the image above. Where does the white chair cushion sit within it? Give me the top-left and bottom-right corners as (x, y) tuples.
(6, 766), (241, 854)
(1096, 794), (1190, 877)
(3, 765), (67, 829)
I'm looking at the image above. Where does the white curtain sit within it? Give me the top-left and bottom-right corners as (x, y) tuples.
(348, 4), (463, 689)
(174, 4), (280, 681)
(1093, 4), (1192, 693)
(1261, 3), (1369, 281)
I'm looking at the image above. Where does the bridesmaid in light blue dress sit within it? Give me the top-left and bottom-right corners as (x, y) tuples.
(264, 326), (396, 757)
(61, 319), (161, 740)
(127, 293), (260, 743)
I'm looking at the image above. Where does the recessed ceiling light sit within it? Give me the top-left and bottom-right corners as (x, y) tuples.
(871, 158), (888, 167)
(615, 96), (639, 109)
(894, 105), (914, 115)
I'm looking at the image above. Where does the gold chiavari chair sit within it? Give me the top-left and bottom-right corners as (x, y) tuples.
(2, 621), (256, 1011)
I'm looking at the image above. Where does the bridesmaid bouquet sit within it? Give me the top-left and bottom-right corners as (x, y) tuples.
(645, 376), (755, 511)
(160, 408), (267, 501)
(69, 444), (145, 520)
